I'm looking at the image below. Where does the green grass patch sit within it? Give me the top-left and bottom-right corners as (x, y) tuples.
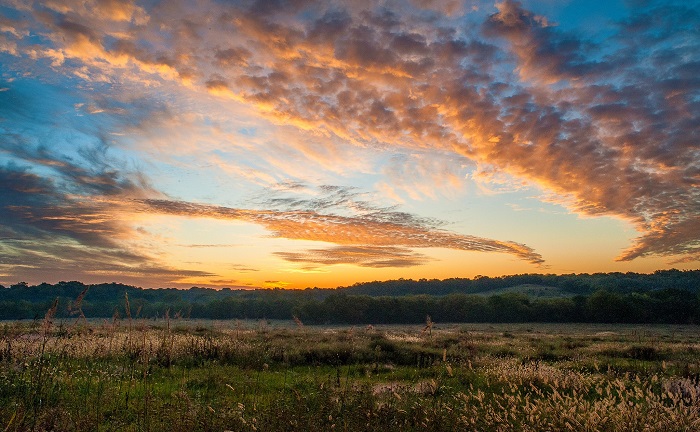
(3, 322), (700, 431)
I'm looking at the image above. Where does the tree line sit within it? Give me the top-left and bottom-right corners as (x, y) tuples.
(1, 270), (700, 323)
(337, 269), (700, 296)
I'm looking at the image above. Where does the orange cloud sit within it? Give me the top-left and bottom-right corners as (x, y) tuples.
(5, 0), (699, 266)
(275, 246), (431, 268)
(138, 198), (545, 265)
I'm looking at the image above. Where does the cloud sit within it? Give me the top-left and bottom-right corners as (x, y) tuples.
(137, 187), (545, 265)
(2, 0), (699, 273)
(482, 0), (605, 84)
(250, 183), (447, 230)
(408, 0), (469, 17)
(379, 153), (471, 201)
(475, 0), (700, 261)
(179, 243), (239, 248)
(0, 164), (214, 286)
(274, 245), (431, 268)
(44, 0), (149, 24)
(230, 265), (259, 272)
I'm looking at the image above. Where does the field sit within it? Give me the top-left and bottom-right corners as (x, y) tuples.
(2, 317), (700, 431)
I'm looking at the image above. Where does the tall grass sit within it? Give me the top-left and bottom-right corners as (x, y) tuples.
(1, 319), (700, 431)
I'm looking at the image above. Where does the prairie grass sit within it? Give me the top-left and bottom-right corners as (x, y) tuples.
(1, 320), (700, 431)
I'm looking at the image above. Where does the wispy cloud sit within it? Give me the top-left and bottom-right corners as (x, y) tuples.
(274, 246), (431, 269)
(137, 189), (545, 265)
(229, 265), (259, 273)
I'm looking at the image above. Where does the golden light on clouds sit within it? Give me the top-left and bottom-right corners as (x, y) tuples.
(0, 0), (698, 288)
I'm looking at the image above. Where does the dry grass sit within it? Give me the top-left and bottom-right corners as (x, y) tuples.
(1, 320), (700, 431)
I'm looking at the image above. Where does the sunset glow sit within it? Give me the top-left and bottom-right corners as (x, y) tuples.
(0, 0), (698, 288)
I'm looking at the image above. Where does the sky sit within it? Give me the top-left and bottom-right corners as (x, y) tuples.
(0, 0), (698, 289)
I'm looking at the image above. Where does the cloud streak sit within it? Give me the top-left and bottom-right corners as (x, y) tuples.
(137, 195), (545, 265)
(274, 246), (431, 269)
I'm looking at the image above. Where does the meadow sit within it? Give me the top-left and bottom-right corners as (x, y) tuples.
(2, 316), (700, 431)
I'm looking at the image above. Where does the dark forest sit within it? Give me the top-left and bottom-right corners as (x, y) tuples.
(2, 270), (700, 324)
